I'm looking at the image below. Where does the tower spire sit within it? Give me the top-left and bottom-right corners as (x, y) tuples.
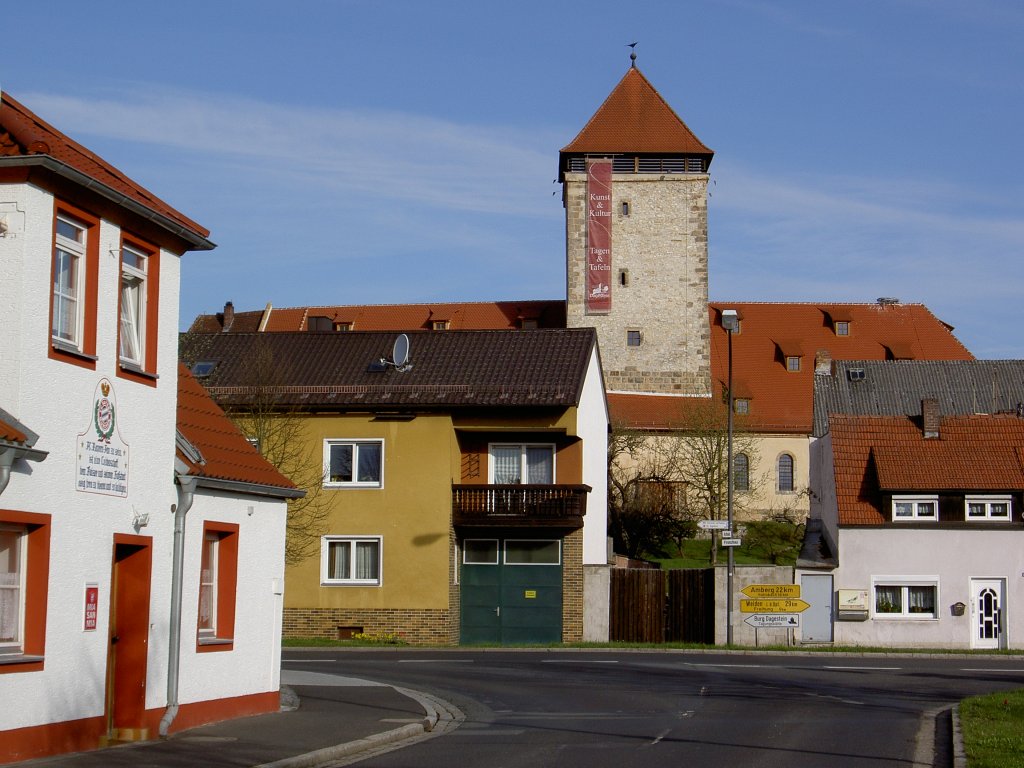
(627, 41), (638, 68)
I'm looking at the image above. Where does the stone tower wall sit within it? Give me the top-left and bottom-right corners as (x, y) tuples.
(565, 172), (712, 395)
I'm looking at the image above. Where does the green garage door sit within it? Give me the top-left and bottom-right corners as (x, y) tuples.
(461, 539), (563, 645)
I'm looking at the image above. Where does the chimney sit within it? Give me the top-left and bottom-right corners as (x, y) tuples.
(222, 301), (234, 332)
(814, 350), (832, 375)
(922, 398), (940, 439)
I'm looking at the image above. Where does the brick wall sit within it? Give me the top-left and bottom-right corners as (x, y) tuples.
(282, 607), (454, 646)
(562, 528), (584, 643)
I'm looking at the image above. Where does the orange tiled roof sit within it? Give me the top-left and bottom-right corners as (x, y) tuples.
(561, 67), (713, 156)
(830, 413), (1024, 525)
(0, 91), (210, 245)
(0, 415), (28, 445)
(189, 300), (567, 333)
(176, 364), (297, 493)
(610, 302), (971, 433)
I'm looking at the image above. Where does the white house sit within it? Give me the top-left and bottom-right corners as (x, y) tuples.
(800, 400), (1024, 650)
(0, 91), (300, 763)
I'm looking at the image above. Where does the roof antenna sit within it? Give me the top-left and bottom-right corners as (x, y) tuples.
(627, 42), (638, 67)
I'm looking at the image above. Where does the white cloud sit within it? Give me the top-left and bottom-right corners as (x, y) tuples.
(22, 86), (558, 218)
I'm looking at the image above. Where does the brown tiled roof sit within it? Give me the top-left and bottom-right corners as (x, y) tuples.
(561, 67), (713, 156)
(176, 364), (297, 494)
(830, 413), (1024, 525)
(182, 329), (597, 409)
(0, 91), (210, 245)
(189, 300), (566, 334)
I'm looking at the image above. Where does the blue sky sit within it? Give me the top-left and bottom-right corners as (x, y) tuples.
(3, 1), (1023, 357)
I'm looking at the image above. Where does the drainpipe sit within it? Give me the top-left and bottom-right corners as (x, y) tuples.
(0, 449), (13, 496)
(160, 475), (197, 738)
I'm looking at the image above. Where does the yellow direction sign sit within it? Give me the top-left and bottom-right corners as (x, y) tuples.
(742, 584), (801, 599)
(740, 598), (810, 614)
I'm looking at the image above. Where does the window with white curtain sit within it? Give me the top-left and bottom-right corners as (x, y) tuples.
(489, 444), (554, 484)
(322, 537), (381, 585)
(119, 244), (148, 366)
(891, 495), (938, 521)
(873, 578), (938, 618)
(0, 527), (25, 652)
(965, 495), (1012, 521)
(198, 533), (218, 637)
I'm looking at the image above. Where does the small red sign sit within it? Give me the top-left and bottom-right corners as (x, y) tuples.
(84, 585), (99, 631)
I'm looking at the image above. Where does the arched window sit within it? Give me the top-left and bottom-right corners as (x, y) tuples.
(733, 453), (750, 492)
(777, 454), (794, 493)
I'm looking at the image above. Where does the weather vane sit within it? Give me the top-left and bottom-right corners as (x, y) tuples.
(627, 41), (638, 67)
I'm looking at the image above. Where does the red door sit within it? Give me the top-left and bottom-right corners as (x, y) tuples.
(106, 535), (152, 740)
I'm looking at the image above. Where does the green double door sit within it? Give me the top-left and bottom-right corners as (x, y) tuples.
(460, 538), (562, 645)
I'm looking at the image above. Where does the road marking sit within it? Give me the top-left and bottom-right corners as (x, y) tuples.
(648, 728), (671, 745)
(961, 668), (1024, 673)
(282, 658), (337, 663)
(397, 659), (475, 663)
(823, 666), (900, 671)
(686, 663), (766, 669)
(541, 659), (619, 664)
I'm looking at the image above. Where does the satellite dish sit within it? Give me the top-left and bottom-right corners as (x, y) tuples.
(392, 334), (410, 368)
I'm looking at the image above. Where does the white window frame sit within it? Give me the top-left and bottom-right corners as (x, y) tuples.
(965, 495), (1012, 521)
(321, 536), (382, 586)
(504, 539), (561, 566)
(488, 443), (556, 485)
(462, 539), (499, 565)
(119, 243), (148, 367)
(198, 533), (218, 638)
(52, 215), (87, 349)
(892, 495), (939, 521)
(872, 576), (939, 620)
(324, 439), (384, 488)
(0, 526), (26, 654)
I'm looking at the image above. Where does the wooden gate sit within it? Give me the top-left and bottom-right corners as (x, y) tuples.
(610, 568), (714, 644)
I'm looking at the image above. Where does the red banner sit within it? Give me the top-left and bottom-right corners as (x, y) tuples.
(84, 584), (99, 631)
(586, 159), (612, 314)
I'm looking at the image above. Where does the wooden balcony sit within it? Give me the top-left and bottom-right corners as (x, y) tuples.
(452, 484), (590, 528)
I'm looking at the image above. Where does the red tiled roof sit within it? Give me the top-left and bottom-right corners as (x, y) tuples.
(189, 300), (567, 334)
(0, 416), (28, 444)
(1, 91), (210, 244)
(191, 299), (971, 433)
(561, 67), (713, 156)
(830, 413), (1024, 525)
(176, 364), (297, 493)
(610, 302), (971, 433)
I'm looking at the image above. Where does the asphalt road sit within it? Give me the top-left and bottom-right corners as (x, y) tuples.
(282, 650), (1024, 768)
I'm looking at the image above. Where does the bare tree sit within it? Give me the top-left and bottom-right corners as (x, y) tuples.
(180, 335), (330, 566)
(608, 397), (764, 564)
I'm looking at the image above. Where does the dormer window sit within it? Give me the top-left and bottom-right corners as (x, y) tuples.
(334, 321), (353, 331)
(734, 398), (750, 415)
(966, 496), (1011, 521)
(786, 356), (801, 372)
(835, 321), (850, 336)
(892, 495), (938, 521)
(432, 320), (449, 331)
(520, 318), (538, 329)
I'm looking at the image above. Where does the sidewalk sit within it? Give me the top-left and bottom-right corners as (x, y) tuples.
(17, 672), (460, 768)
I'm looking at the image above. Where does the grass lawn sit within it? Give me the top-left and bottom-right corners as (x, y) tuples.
(653, 531), (800, 569)
(959, 688), (1024, 768)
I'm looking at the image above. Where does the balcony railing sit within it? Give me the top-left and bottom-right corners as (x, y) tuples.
(452, 484), (591, 527)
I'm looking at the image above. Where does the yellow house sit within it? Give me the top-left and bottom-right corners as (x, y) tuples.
(184, 328), (609, 645)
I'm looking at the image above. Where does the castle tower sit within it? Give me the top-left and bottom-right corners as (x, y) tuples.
(561, 64), (713, 395)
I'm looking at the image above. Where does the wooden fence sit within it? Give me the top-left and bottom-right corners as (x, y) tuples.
(610, 568), (715, 644)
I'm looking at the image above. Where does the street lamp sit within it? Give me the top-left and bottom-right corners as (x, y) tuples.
(721, 309), (739, 646)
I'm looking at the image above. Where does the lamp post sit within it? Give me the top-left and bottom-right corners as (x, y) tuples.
(721, 309), (739, 646)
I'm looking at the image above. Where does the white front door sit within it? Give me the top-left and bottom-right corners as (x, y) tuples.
(971, 578), (1005, 650)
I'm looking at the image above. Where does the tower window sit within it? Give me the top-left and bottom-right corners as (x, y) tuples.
(621, 201), (630, 216)
(626, 330), (642, 347)
(619, 269), (630, 287)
